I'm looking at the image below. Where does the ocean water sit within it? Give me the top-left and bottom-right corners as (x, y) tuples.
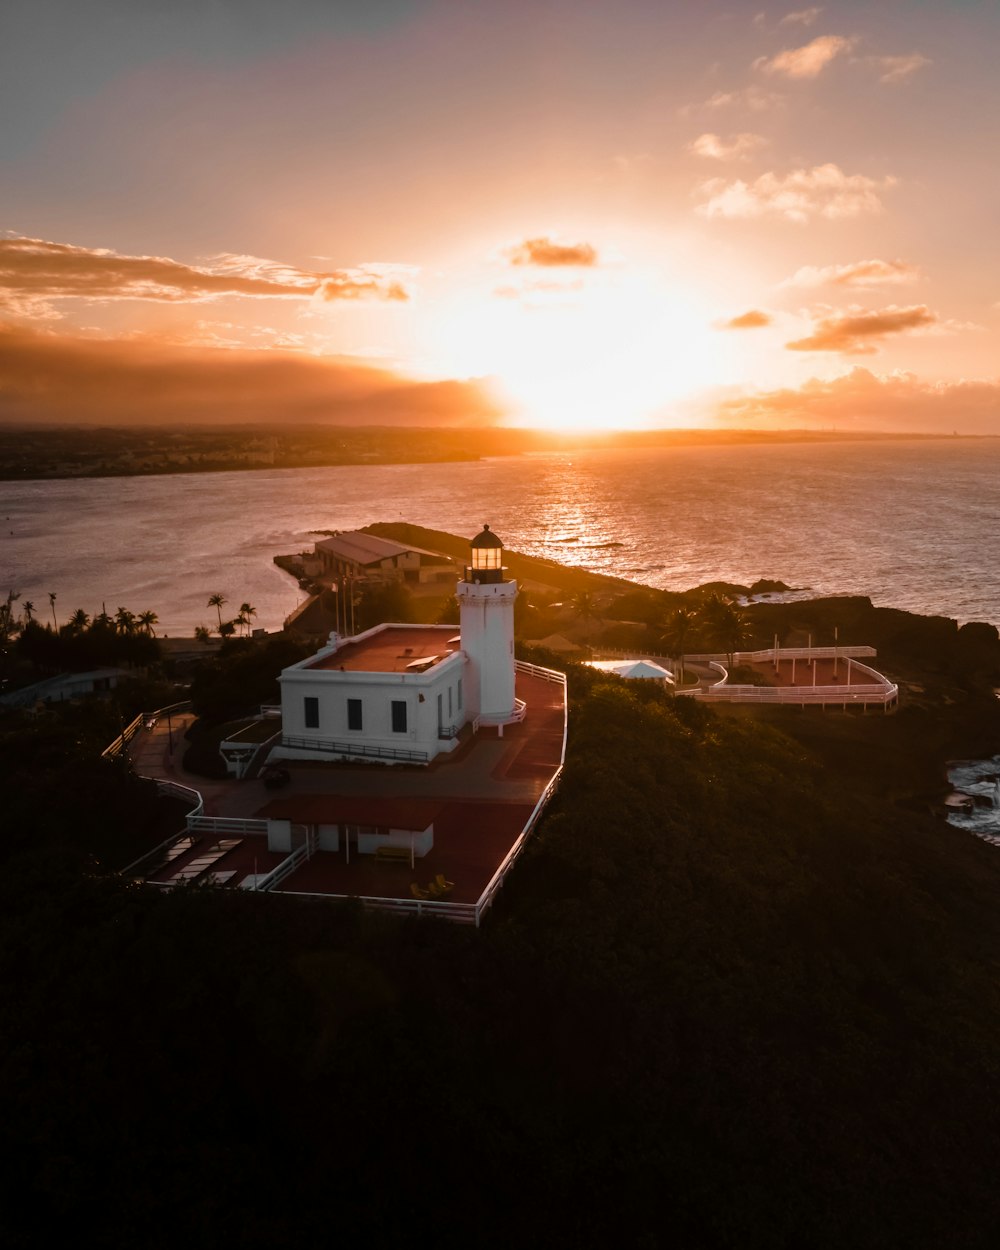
(3, 437), (1000, 636)
(946, 758), (1000, 844)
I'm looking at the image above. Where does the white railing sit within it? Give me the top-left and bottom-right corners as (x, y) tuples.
(516, 659), (568, 685)
(186, 814), (269, 836)
(102, 713), (145, 759)
(695, 682), (898, 706)
(473, 765), (563, 925)
(253, 835), (314, 891)
(734, 645), (877, 663)
(276, 888), (480, 923)
(103, 699), (192, 759)
(472, 661), (569, 925)
(276, 660), (569, 926)
(157, 780), (204, 819)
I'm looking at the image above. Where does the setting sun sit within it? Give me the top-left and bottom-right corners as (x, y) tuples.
(425, 264), (724, 430)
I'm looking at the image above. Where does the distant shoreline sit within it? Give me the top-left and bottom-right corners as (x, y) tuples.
(1, 422), (992, 483)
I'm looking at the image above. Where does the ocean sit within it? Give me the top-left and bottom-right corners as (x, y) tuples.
(4, 437), (1000, 636)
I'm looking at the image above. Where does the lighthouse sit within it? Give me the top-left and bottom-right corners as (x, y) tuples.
(457, 524), (519, 725)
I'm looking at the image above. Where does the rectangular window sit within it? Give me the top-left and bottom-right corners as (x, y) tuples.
(448, 686), (453, 717)
(391, 700), (407, 733)
(347, 698), (363, 732)
(304, 696), (319, 729)
(457, 678), (463, 710)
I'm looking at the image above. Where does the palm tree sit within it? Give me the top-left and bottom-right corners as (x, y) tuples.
(115, 606), (136, 635)
(68, 608), (90, 634)
(239, 602), (257, 637)
(662, 605), (698, 688)
(208, 593), (227, 630)
(48, 591), (57, 631)
(0, 591), (21, 643)
(572, 590), (597, 621)
(701, 595), (750, 669)
(22, 600), (34, 624)
(194, 625), (212, 645)
(218, 619), (236, 639)
(137, 610), (159, 636)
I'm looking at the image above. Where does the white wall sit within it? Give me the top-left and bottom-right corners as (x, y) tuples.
(277, 646), (467, 762)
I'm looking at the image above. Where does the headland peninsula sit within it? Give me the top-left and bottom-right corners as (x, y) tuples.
(4, 530), (1000, 1248)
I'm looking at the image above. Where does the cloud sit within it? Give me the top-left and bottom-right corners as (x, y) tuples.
(688, 132), (768, 161)
(0, 234), (413, 319)
(696, 163), (894, 222)
(503, 236), (598, 267)
(0, 323), (502, 427)
(695, 85), (784, 112)
(779, 7), (823, 26)
(786, 304), (936, 354)
(869, 53), (931, 84)
(718, 310), (773, 329)
(781, 258), (920, 289)
(718, 367), (1000, 434)
(755, 34), (857, 78)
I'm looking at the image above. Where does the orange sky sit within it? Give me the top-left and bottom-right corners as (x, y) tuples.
(2, 0), (999, 433)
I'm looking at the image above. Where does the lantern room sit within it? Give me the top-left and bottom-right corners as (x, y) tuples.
(466, 523), (506, 584)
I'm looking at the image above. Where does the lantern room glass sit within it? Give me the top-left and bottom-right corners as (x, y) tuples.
(471, 545), (502, 572)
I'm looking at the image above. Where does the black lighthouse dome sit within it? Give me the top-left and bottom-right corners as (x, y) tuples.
(468, 523), (505, 583)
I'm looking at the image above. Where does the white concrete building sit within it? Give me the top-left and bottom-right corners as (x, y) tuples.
(274, 525), (524, 764)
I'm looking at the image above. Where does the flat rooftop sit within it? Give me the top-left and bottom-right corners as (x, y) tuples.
(308, 626), (459, 673)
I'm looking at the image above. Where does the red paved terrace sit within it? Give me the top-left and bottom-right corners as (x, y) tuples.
(745, 656), (883, 687)
(308, 626), (458, 673)
(145, 669), (566, 914)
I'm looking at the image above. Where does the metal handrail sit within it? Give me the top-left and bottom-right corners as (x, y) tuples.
(280, 734), (430, 763)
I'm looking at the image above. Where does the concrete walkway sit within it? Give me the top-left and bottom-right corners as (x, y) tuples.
(126, 713), (232, 815)
(128, 671), (566, 823)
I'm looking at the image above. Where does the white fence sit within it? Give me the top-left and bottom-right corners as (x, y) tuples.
(121, 664), (571, 928)
(279, 662), (570, 926)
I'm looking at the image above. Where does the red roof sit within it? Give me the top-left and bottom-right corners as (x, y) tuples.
(257, 794), (443, 831)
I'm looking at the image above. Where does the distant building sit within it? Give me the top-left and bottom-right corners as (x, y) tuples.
(0, 667), (132, 710)
(275, 525), (524, 765)
(313, 531), (457, 586)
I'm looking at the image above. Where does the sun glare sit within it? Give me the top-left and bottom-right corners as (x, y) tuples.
(427, 268), (724, 430)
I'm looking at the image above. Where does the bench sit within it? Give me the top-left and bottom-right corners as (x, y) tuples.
(375, 845), (412, 867)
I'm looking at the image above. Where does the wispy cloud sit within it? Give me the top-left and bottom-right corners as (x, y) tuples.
(781, 258), (920, 289)
(786, 304), (936, 354)
(688, 132), (768, 161)
(869, 53), (931, 84)
(503, 236), (599, 267)
(0, 323), (502, 426)
(780, 7), (823, 26)
(755, 34), (857, 78)
(0, 234), (413, 320)
(718, 309), (773, 329)
(686, 85), (785, 114)
(696, 163), (895, 222)
(719, 367), (1000, 434)
(493, 278), (584, 306)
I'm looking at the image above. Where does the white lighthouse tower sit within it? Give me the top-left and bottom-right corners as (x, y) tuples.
(457, 524), (519, 726)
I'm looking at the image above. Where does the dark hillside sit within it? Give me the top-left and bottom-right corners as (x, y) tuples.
(4, 669), (1000, 1247)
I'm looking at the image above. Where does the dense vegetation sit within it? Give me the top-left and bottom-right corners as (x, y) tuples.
(4, 616), (1000, 1246)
